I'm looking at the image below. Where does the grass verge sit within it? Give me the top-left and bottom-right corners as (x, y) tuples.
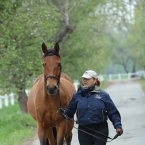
(139, 78), (145, 92)
(0, 103), (36, 145)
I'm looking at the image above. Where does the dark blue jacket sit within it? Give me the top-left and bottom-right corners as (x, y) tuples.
(65, 86), (122, 129)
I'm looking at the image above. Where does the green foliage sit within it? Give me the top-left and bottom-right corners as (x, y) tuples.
(54, 0), (111, 80)
(0, 0), (112, 95)
(0, 0), (57, 94)
(1, 0), (145, 99)
(127, 1), (145, 70)
(0, 103), (36, 145)
(0, 0), (22, 24)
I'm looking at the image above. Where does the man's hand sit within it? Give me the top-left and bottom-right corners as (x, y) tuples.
(116, 128), (123, 136)
(57, 108), (70, 120)
(57, 108), (65, 115)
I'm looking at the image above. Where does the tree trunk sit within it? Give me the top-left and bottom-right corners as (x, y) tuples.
(132, 64), (136, 73)
(17, 91), (28, 113)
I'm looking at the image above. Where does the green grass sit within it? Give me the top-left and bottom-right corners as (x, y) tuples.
(0, 103), (36, 145)
(139, 78), (145, 92)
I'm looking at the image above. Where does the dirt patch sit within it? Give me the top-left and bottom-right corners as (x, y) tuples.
(22, 130), (38, 145)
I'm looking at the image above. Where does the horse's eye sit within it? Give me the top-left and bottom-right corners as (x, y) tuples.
(42, 64), (45, 67)
(58, 63), (61, 68)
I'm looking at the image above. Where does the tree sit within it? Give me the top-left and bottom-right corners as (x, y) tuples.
(127, 0), (145, 70)
(0, 1), (57, 112)
(95, 0), (142, 74)
(0, 0), (22, 24)
(2, 0), (138, 112)
(48, 0), (111, 80)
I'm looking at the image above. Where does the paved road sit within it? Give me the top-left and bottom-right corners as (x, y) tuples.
(106, 80), (145, 145)
(26, 80), (145, 145)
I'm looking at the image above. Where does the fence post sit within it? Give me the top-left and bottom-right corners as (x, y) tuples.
(4, 95), (9, 107)
(10, 93), (14, 105)
(128, 73), (131, 79)
(109, 74), (112, 81)
(118, 73), (121, 80)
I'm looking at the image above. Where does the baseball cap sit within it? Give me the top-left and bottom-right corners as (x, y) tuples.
(82, 70), (97, 79)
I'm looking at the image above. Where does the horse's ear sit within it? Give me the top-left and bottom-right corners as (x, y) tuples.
(42, 43), (48, 54)
(54, 42), (60, 55)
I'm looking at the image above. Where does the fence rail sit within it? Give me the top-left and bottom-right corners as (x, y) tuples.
(0, 71), (144, 109)
(98, 72), (145, 81)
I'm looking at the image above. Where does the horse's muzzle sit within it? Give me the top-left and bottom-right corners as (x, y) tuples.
(46, 85), (58, 95)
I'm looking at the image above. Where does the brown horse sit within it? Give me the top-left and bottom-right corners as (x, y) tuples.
(27, 43), (76, 145)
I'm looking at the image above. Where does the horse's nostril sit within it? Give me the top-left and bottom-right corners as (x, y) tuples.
(46, 86), (49, 91)
(54, 85), (58, 90)
(46, 85), (58, 95)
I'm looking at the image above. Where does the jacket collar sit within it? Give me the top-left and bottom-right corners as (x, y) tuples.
(91, 85), (100, 94)
(78, 85), (100, 94)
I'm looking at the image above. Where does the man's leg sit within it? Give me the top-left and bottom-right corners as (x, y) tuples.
(78, 125), (94, 145)
(93, 122), (109, 145)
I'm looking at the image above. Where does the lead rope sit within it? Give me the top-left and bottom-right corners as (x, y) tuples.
(53, 84), (120, 143)
(58, 84), (121, 142)
(51, 96), (106, 142)
(59, 111), (121, 143)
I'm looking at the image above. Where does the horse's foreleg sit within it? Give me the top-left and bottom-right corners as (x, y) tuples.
(56, 122), (66, 145)
(65, 132), (72, 145)
(37, 123), (49, 145)
(46, 127), (57, 145)
(65, 119), (74, 145)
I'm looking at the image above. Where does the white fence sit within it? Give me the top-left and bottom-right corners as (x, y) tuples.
(0, 72), (144, 109)
(0, 93), (15, 109)
(98, 72), (145, 81)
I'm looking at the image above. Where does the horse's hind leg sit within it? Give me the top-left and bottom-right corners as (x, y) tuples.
(46, 138), (49, 145)
(53, 127), (57, 140)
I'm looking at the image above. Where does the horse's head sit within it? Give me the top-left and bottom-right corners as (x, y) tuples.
(42, 42), (61, 96)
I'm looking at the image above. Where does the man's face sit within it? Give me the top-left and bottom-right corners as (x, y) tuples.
(82, 78), (96, 88)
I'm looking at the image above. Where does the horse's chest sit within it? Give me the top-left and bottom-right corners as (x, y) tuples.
(37, 104), (60, 127)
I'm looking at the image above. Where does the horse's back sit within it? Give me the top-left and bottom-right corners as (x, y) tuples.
(61, 72), (73, 83)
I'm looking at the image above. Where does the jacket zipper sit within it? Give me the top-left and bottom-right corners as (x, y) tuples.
(102, 110), (104, 122)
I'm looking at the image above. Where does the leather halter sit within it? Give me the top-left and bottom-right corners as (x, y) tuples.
(43, 49), (61, 85)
